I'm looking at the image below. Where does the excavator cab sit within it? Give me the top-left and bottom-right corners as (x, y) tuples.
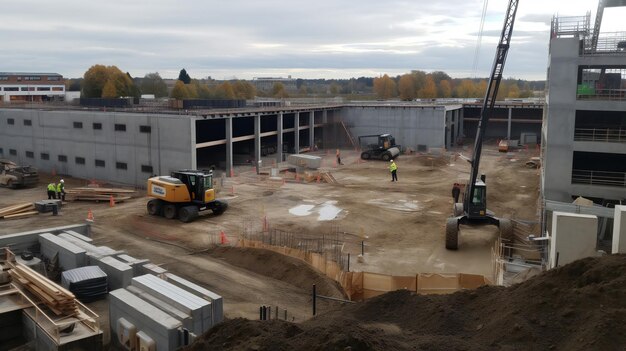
(465, 180), (487, 219)
(170, 170), (215, 204)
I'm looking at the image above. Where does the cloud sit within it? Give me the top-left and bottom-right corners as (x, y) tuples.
(0, 0), (613, 80)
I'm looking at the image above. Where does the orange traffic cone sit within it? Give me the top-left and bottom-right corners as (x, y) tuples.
(86, 209), (94, 222)
(220, 231), (229, 245)
(109, 195), (115, 207)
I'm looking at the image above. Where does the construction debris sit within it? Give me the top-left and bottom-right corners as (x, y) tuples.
(0, 203), (38, 220)
(525, 156), (541, 168)
(8, 262), (80, 316)
(65, 187), (134, 202)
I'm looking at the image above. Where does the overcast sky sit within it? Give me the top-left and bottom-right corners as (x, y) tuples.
(1, 1), (624, 80)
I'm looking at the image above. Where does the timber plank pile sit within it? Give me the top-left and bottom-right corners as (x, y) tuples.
(0, 203), (38, 220)
(65, 187), (135, 202)
(8, 263), (79, 316)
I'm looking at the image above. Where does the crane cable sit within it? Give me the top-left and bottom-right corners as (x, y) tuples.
(472, 0), (489, 78)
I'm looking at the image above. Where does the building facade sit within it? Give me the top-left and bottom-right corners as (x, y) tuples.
(0, 72), (65, 103)
(542, 2), (626, 204)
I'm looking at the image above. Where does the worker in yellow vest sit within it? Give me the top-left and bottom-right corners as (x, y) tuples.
(56, 179), (66, 201)
(47, 183), (57, 199)
(389, 159), (398, 182)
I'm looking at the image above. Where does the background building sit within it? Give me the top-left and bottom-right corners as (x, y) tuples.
(0, 72), (65, 103)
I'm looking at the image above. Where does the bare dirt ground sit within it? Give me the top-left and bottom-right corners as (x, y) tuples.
(0, 142), (540, 338)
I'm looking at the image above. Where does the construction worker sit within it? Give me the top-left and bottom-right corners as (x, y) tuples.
(389, 159), (398, 182)
(336, 149), (343, 165)
(47, 182), (57, 199)
(57, 179), (66, 201)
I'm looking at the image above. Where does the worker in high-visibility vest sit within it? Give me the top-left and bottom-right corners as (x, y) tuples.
(47, 183), (57, 199)
(56, 179), (66, 201)
(389, 159), (398, 182)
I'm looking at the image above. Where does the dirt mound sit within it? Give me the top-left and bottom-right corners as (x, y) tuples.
(206, 246), (344, 298)
(187, 254), (626, 351)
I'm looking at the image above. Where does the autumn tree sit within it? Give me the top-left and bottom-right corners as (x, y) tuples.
(141, 72), (168, 98)
(439, 79), (453, 98)
(373, 74), (397, 99)
(507, 83), (520, 98)
(214, 82), (236, 99)
(418, 76), (437, 98)
(398, 74), (417, 100)
(101, 80), (117, 98)
(455, 79), (476, 98)
(178, 68), (191, 84)
(271, 82), (288, 98)
(197, 84), (212, 99)
(171, 80), (189, 99)
(81, 65), (137, 98)
(232, 80), (256, 99)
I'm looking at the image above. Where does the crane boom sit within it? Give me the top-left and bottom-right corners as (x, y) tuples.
(467, 0), (519, 209)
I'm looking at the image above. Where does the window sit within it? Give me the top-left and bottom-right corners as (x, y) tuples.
(41, 153), (49, 160)
(24, 76), (41, 81)
(114, 124), (126, 132)
(140, 125), (151, 133)
(52, 87), (64, 91)
(4, 87), (18, 91)
(73, 121), (83, 129)
(25, 151), (34, 158)
(21, 87), (29, 91)
(75, 157), (85, 165)
(47, 76), (61, 81)
(9, 149), (17, 156)
(141, 165), (153, 173)
(24, 119), (32, 126)
(7, 118), (14, 125)
(58, 155), (67, 162)
(116, 162), (128, 170)
(0, 76), (7, 80)
(36, 87), (50, 91)
(93, 122), (102, 130)
(0, 148), (3, 155)
(95, 159), (105, 167)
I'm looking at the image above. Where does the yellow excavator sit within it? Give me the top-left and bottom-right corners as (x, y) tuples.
(146, 170), (227, 223)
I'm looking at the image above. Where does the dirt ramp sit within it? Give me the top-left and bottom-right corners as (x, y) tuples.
(207, 246), (344, 298)
(187, 254), (626, 351)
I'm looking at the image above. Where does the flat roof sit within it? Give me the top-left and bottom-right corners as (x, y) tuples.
(0, 72), (62, 76)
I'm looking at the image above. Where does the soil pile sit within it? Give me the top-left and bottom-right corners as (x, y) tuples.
(187, 254), (626, 351)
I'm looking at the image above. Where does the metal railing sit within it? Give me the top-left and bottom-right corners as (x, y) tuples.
(572, 169), (626, 187)
(550, 14), (590, 38)
(577, 88), (626, 101)
(583, 31), (626, 55)
(574, 128), (626, 143)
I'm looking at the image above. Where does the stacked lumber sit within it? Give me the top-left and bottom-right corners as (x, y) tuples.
(8, 263), (79, 316)
(65, 187), (135, 202)
(0, 203), (37, 220)
(320, 171), (338, 184)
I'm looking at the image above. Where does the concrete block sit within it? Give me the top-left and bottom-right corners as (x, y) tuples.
(139, 263), (167, 278)
(38, 233), (86, 270)
(549, 212), (598, 268)
(95, 256), (133, 290)
(287, 154), (322, 169)
(0, 224), (89, 255)
(126, 285), (193, 332)
(132, 274), (212, 335)
(109, 289), (181, 351)
(164, 272), (224, 325)
(62, 230), (93, 242)
(612, 205), (626, 254)
(116, 254), (150, 277)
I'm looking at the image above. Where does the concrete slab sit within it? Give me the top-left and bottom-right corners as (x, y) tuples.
(38, 233), (87, 270)
(95, 256), (133, 290)
(550, 212), (598, 268)
(612, 205), (626, 254)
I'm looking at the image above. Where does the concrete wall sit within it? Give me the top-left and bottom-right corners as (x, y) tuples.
(0, 109), (195, 186)
(549, 211), (598, 268)
(542, 38), (579, 203)
(612, 205), (626, 254)
(341, 105), (454, 150)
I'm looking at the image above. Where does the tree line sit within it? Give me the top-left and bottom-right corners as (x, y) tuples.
(73, 65), (543, 100)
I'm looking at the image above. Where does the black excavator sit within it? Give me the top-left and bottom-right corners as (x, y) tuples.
(446, 0), (519, 250)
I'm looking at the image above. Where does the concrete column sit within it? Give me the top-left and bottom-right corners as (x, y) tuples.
(294, 112), (300, 154)
(276, 112), (284, 164)
(225, 117), (233, 177)
(254, 114), (261, 174)
(549, 212), (598, 268)
(507, 107), (512, 140)
(309, 111), (315, 150)
(322, 109), (328, 124)
(190, 118), (197, 170)
(612, 205), (626, 254)
(459, 108), (464, 138)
